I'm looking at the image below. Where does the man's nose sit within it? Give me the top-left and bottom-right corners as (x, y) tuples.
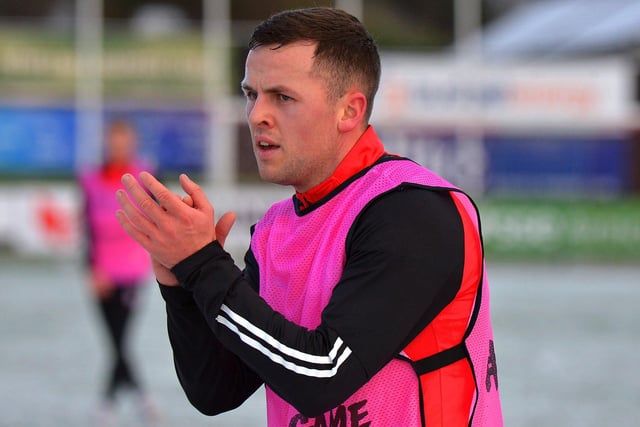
(247, 97), (273, 127)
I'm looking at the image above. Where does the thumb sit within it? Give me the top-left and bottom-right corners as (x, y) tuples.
(216, 211), (237, 248)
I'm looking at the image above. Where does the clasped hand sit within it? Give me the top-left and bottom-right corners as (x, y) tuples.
(115, 172), (236, 273)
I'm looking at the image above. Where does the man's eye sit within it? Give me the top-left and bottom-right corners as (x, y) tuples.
(279, 94), (292, 102)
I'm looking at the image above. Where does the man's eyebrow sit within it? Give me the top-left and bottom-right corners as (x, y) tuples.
(240, 82), (294, 95)
(266, 86), (290, 96)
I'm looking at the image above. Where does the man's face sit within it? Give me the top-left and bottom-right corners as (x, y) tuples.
(106, 127), (136, 165)
(241, 42), (346, 193)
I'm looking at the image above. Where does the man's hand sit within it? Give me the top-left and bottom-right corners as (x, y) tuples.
(89, 267), (114, 299)
(115, 172), (236, 271)
(152, 257), (180, 286)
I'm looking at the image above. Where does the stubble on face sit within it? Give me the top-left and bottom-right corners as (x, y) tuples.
(244, 43), (344, 193)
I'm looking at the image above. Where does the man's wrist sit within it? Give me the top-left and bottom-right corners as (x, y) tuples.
(171, 240), (225, 288)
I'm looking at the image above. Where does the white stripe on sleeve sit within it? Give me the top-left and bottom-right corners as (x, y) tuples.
(216, 304), (352, 378)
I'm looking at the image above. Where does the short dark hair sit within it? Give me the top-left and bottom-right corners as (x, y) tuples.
(249, 7), (381, 122)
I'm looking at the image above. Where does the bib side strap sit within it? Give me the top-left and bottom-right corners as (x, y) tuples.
(412, 343), (467, 375)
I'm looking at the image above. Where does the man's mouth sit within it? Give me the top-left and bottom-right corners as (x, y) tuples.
(257, 140), (279, 151)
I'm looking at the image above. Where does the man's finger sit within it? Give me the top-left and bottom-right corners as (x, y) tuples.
(182, 195), (194, 208)
(120, 173), (167, 223)
(179, 174), (212, 214)
(138, 171), (187, 216)
(115, 188), (157, 235)
(116, 189), (171, 263)
(216, 211), (237, 247)
(115, 209), (153, 251)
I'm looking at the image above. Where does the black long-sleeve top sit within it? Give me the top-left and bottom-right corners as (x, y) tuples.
(160, 184), (465, 417)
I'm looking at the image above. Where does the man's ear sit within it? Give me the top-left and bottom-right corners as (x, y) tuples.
(337, 91), (367, 133)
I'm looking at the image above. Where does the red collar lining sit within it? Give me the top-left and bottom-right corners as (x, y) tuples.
(295, 126), (385, 211)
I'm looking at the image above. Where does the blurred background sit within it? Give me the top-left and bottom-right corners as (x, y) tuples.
(1, 0), (639, 426)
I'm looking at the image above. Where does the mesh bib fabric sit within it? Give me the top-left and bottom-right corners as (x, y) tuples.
(252, 158), (502, 426)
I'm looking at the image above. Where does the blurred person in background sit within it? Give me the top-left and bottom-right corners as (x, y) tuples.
(78, 119), (160, 426)
(116, 7), (502, 427)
